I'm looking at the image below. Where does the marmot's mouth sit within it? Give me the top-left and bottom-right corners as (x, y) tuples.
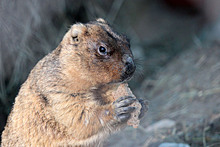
(120, 64), (136, 82)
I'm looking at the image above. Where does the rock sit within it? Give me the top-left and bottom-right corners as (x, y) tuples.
(159, 142), (190, 147)
(146, 119), (176, 132)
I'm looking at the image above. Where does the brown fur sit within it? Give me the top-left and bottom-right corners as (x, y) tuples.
(1, 19), (134, 146)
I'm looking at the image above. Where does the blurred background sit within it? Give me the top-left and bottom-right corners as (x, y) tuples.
(0, 0), (220, 146)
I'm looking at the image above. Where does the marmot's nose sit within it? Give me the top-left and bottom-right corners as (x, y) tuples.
(122, 55), (136, 76)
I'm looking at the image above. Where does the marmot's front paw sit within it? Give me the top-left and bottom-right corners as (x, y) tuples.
(137, 98), (148, 119)
(113, 96), (136, 122)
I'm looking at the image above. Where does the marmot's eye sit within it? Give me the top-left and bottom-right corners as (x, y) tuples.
(98, 46), (107, 55)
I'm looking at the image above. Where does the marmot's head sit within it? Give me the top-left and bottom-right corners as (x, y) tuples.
(59, 18), (135, 87)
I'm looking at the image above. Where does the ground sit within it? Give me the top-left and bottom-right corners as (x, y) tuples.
(107, 41), (220, 147)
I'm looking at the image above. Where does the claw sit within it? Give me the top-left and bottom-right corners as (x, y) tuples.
(115, 107), (135, 114)
(113, 96), (133, 104)
(116, 113), (131, 122)
(113, 96), (137, 123)
(114, 97), (136, 108)
(138, 99), (149, 119)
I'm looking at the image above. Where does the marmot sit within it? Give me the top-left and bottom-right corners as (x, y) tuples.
(1, 18), (147, 147)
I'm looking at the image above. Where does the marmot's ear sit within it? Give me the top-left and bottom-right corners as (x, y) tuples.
(96, 18), (108, 24)
(71, 23), (87, 38)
